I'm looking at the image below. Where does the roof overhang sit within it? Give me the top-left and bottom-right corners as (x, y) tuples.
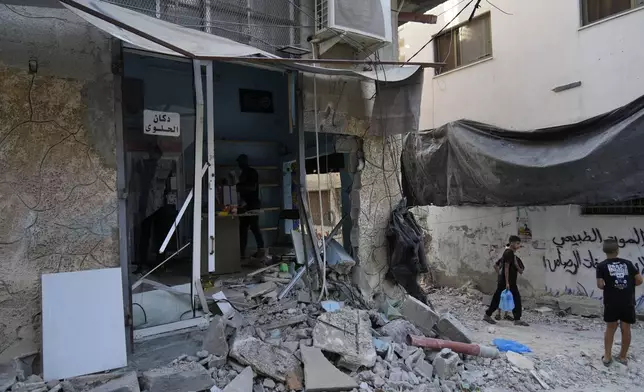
(398, 0), (450, 26)
(59, 0), (444, 82)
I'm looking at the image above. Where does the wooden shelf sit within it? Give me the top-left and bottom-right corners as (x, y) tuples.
(259, 183), (279, 188)
(260, 227), (278, 231)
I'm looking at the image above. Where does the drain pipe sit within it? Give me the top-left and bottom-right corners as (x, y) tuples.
(406, 335), (499, 358)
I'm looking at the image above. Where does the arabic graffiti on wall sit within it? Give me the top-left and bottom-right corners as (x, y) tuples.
(543, 228), (644, 275)
(143, 109), (180, 137)
(543, 226), (644, 311)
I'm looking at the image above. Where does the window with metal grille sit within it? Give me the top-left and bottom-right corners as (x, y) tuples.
(433, 13), (492, 75)
(581, 0), (644, 26)
(581, 198), (644, 215)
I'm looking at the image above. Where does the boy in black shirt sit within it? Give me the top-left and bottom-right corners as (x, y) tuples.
(596, 238), (643, 366)
(484, 236), (529, 326)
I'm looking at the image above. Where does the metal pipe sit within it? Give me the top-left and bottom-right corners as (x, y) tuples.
(406, 335), (499, 358)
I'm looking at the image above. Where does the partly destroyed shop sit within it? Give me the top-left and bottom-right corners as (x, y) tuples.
(0, 0), (460, 389)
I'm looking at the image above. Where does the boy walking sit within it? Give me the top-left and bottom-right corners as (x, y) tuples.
(596, 238), (643, 366)
(484, 235), (529, 326)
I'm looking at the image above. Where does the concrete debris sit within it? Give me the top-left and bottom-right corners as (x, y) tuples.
(244, 282), (278, 299)
(436, 313), (472, 344)
(432, 349), (460, 379)
(261, 314), (308, 331)
(203, 315), (230, 358)
(296, 291), (312, 304)
(208, 355), (227, 369)
(398, 295), (439, 336)
(222, 367), (253, 392)
(534, 306), (553, 315)
(262, 379), (275, 389)
(197, 350), (210, 359)
(140, 362), (215, 392)
(300, 346), (358, 391)
(506, 352), (534, 371)
(83, 371), (140, 392)
(312, 308), (377, 370)
(379, 319), (423, 344)
(414, 360), (434, 380)
(554, 296), (601, 317)
(0, 363), (16, 392)
(229, 336), (302, 383)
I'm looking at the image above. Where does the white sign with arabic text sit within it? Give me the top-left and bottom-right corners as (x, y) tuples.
(144, 110), (180, 137)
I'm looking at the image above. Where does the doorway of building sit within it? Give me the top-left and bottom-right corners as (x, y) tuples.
(121, 52), (200, 330)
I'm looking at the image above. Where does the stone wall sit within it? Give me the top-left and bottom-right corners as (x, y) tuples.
(0, 4), (118, 357)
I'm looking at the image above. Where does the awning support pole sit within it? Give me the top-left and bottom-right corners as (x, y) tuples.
(192, 59), (211, 315)
(206, 61), (216, 273)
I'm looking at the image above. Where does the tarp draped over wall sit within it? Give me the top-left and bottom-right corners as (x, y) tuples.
(401, 94), (644, 206)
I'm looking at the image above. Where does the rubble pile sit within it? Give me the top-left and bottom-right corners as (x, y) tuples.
(6, 264), (642, 392)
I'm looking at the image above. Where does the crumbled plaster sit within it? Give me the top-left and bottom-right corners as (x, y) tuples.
(0, 5), (118, 355)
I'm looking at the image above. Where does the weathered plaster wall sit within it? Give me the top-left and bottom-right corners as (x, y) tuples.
(0, 5), (118, 357)
(411, 205), (644, 309)
(353, 136), (407, 302)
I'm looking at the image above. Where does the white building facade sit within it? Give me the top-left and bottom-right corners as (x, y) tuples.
(399, 0), (644, 305)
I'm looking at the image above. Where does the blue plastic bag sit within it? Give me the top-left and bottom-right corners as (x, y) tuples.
(493, 338), (532, 353)
(499, 289), (515, 312)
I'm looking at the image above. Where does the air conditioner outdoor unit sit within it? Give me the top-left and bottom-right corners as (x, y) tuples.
(315, 0), (393, 54)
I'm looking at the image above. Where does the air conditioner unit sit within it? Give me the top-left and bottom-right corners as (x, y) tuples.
(315, 0), (393, 54)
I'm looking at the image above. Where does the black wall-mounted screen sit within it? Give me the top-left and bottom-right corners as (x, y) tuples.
(239, 88), (274, 113)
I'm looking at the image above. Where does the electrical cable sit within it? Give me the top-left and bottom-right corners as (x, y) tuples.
(132, 302), (147, 325)
(405, 0), (474, 63)
(486, 0), (514, 15)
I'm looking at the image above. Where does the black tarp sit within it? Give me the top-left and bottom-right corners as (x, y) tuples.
(401, 94), (644, 206)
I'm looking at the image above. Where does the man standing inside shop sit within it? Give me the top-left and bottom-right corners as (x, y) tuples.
(236, 154), (265, 259)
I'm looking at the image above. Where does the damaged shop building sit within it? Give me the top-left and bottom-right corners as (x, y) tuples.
(0, 0), (459, 390)
(398, 0), (644, 309)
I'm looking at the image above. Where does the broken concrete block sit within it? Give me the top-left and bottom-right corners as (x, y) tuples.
(300, 346), (358, 391)
(296, 291), (312, 304)
(414, 360), (434, 380)
(244, 282), (277, 299)
(84, 371), (140, 392)
(432, 349), (460, 379)
(312, 308), (377, 370)
(261, 314), (307, 331)
(0, 363), (17, 392)
(141, 362), (215, 392)
(555, 295), (602, 317)
(436, 313), (472, 344)
(203, 315), (230, 357)
(379, 319), (423, 344)
(208, 355), (227, 369)
(399, 295), (439, 337)
(282, 341), (300, 354)
(222, 367), (254, 392)
(262, 379), (276, 388)
(229, 337), (302, 383)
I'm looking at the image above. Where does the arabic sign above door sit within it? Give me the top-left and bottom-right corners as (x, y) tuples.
(143, 109), (180, 137)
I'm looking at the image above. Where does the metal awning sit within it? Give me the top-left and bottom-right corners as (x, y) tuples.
(59, 0), (440, 82)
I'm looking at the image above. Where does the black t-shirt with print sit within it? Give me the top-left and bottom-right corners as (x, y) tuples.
(596, 258), (638, 307)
